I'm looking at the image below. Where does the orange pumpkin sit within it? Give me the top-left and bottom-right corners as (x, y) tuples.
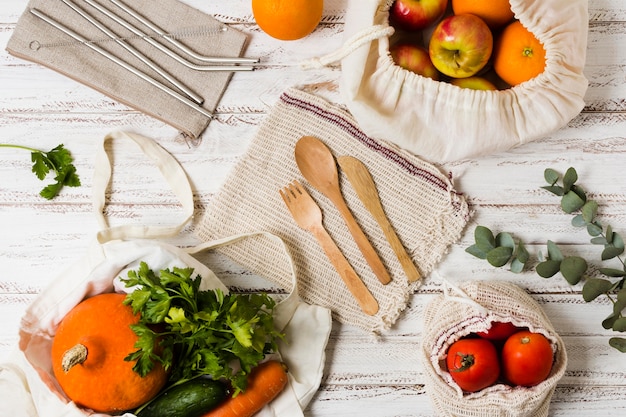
(51, 293), (168, 413)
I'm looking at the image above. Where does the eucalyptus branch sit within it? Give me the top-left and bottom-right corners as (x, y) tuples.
(465, 167), (626, 352)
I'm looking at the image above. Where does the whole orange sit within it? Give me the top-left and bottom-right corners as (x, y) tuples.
(451, 0), (515, 28)
(493, 20), (546, 86)
(252, 0), (324, 41)
(51, 293), (168, 413)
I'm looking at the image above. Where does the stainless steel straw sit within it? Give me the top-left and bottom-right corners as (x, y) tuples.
(30, 8), (214, 119)
(108, 0), (259, 66)
(59, 0), (203, 104)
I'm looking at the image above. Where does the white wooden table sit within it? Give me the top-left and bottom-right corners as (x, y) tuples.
(1, 1), (626, 415)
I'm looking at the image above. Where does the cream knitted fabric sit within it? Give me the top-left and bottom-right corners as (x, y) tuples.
(196, 88), (470, 333)
(421, 280), (567, 417)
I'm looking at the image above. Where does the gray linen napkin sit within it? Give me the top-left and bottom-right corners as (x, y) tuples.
(6, 0), (250, 139)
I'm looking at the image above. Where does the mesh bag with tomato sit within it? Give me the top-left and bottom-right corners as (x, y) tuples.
(308, 0), (589, 163)
(420, 280), (567, 417)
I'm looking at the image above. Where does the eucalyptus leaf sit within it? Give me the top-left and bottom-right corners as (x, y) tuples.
(571, 214), (587, 227)
(591, 236), (608, 245)
(609, 337), (626, 353)
(474, 226), (496, 252)
(602, 246), (624, 261)
(560, 256), (587, 285)
(582, 278), (614, 302)
(510, 258), (525, 273)
(614, 290), (626, 315)
(613, 232), (625, 249)
(606, 225), (614, 243)
(562, 167), (578, 193)
(515, 241), (530, 264)
(587, 223), (603, 236)
(561, 190), (585, 214)
(613, 318), (626, 332)
(466, 244), (488, 260)
(599, 267), (626, 277)
(541, 185), (564, 196)
(536, 260), (562, 278)
(496, 232), (516, 249)
(544, 168), (560, 185)
(581, 200), (598, 223)
(603, 313), (618, 329)
(546, 241), (564, 261)
(571, 184), (587, 202)
(487, 246), (514, 267)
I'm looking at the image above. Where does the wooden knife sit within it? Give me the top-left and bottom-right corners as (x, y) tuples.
(337, 156), (421, 283)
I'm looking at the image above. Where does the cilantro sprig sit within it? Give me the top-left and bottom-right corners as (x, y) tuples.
(120, 262), (284, 393)
(0, 143), (81, 199)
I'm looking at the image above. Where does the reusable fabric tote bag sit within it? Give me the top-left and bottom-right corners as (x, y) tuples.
(0, 131), (332, 417)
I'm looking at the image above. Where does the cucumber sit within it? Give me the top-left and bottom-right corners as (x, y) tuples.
(136, 378), (228, 417)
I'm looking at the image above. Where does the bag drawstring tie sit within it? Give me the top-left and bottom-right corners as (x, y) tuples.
(300, 24), (394, 69)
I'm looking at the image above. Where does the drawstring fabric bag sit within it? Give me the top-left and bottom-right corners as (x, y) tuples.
(304, 0), (589, 163)
(420, 280), (567, 417)
(0, 131), (332, 417)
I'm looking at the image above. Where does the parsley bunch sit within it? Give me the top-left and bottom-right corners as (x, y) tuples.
(120, 262), (284, 393)
(0, 143), (81, 199)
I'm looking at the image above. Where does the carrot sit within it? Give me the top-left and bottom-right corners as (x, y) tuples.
(202, 360), (289, 417)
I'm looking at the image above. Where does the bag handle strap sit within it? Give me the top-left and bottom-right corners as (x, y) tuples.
(93, 131), (194, 243)
(300, 24), (394, 69)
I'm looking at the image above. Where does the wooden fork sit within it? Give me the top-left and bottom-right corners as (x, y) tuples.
(280, 180), (379, 316)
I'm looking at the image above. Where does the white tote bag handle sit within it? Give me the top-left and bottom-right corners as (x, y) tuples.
(92, 130), (195, 243)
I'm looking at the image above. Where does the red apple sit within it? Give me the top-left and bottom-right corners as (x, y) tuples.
(389, 0), (449, 32)
(428, 14), (493, 78)
(450, 76), (497, 90)
(390, 43), (440, 80)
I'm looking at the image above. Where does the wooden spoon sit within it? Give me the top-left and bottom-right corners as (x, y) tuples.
(294, 136), (391, 285)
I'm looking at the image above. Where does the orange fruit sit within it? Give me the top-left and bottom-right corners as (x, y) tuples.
(493, 20), (546, 86)
(252, 0), (324, 41)
(451, 0), (515, 28)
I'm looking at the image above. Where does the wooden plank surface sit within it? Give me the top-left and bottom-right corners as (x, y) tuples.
(1, 0), (626, 416)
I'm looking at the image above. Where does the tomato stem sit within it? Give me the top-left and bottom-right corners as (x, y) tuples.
(452, 352), (475, 372)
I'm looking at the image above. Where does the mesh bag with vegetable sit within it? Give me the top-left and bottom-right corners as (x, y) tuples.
(420, 280), (567, 417)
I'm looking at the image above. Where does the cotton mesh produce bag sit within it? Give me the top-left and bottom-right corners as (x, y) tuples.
(304, 0), (589, 163)
(196, 87), (471, 333)
(421, 280), (567, 417)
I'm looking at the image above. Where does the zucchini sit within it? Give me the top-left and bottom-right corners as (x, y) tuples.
(136, 378), (228, 417)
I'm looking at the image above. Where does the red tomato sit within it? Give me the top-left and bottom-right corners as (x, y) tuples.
(446, 338), (500, 392)
(477, 321), (519, 341)
(502, 330), (554, 386)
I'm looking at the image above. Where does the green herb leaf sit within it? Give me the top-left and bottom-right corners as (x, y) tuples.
(495, 232), (515, 249)
(602, 246), (624, 261)
(582, 278), (614, 302)
(546, 241), (564, 262)
(561, 190), (586, 213)
(581, 200), (598, 223)
(487, 246), (514, 267)
(613, 318), (626, 332)
(560, 256), (587, 285)
(562, 167), (578, 193)
(544, 168), (560, 185)
(465, 244), (488, 260)
(599, 268), (626, 277)
(536, 260), (561, 278)
(120, 262), (284, 393)
(474, 226), (496, 252)
(609, 337), (626, 352)
(571, 214), (586, 227)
